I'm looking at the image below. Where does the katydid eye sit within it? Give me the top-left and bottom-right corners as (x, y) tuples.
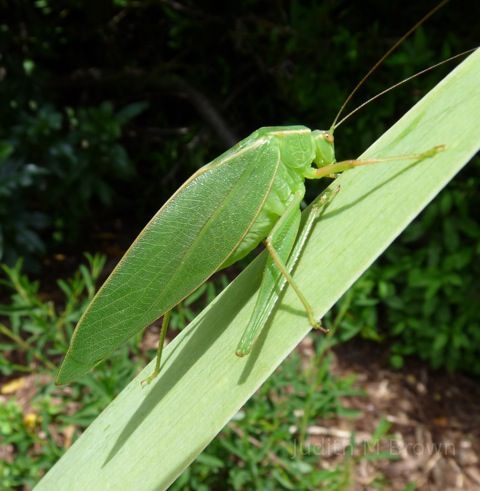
(324, 133), (334, 144)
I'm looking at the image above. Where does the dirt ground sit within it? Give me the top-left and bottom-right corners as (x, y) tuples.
(306, 339), (480, 490)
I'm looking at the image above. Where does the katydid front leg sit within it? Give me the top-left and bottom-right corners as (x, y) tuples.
(305, 145), (445, 180)
(236, 188), (338, 357)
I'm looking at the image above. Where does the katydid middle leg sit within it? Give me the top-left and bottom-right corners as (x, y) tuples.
(141, 309), (172, 386)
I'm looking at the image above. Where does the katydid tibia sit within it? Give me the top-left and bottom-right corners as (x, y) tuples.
(56, 124), (443, 385)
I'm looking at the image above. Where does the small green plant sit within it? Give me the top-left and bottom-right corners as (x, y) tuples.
(0, 253), (106, 376)
(0, 255), (107, 489)
(0, 399), (47, 489)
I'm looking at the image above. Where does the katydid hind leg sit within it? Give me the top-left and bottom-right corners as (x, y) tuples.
(262, 189), (340, 332)
(236, 192), (303, 357)
(141, 310), (172, 386)
(264, 237), (325, 331)
(236, 188), (337, 357)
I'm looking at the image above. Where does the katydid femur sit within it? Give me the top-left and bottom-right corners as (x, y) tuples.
(57, 3), (454, 385)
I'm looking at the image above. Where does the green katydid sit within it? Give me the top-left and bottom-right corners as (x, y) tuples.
(56, 124), (442, 386)
(56, 2), (460, 386)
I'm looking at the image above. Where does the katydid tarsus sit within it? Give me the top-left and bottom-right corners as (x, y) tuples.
(57, 2), (463, 386)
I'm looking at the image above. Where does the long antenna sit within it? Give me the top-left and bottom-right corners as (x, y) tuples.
(330, 0), (449, 132)
(332, 48), (478, 130)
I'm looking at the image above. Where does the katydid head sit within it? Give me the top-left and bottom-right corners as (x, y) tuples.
(312, 130), (335, 167)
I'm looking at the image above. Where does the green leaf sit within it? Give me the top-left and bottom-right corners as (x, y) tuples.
(36, 50), (480, 490)
(369, 418), (391, 447)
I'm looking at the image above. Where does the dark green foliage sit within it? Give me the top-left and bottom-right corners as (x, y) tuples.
(0, 101), (145, 266)
(1, 0), (478, 265)
(0, 144), (48, 263)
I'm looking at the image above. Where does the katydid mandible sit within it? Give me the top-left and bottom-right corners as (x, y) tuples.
(56, 3), (451, 386)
